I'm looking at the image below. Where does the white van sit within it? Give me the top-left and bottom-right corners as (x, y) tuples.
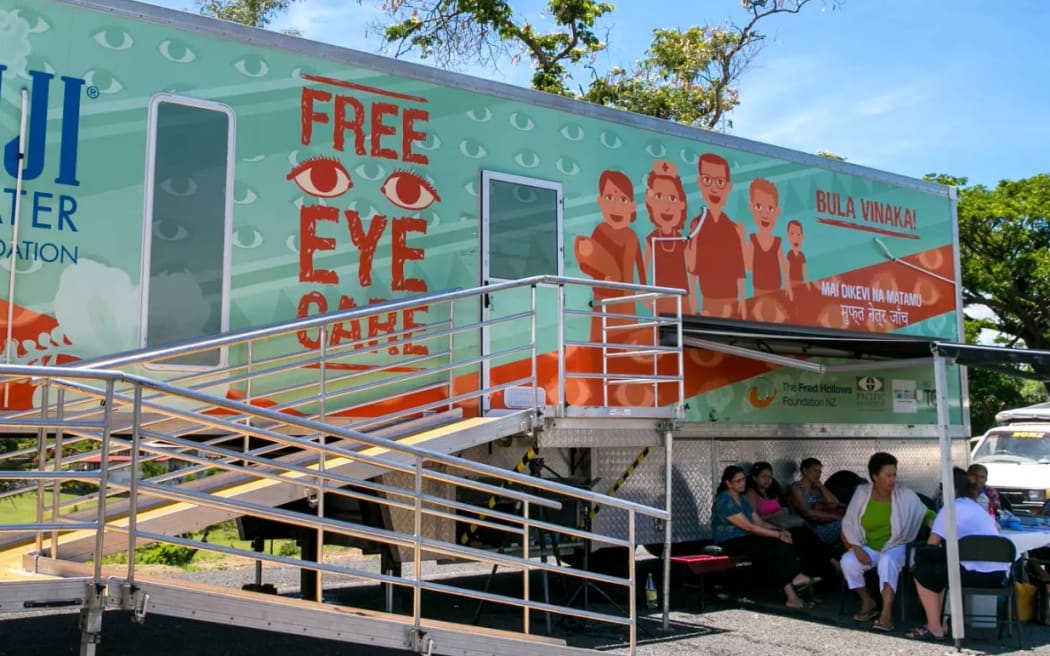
(971, 405), (1050, 513)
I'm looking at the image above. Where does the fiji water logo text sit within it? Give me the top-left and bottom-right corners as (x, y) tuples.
(0, 65), (85, 234)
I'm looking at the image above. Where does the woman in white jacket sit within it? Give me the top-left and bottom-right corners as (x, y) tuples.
(841, 452), (934, 631)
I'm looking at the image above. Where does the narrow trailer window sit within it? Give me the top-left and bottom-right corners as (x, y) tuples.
(141, 96), (235, 368)
(481, 172), (563, 280)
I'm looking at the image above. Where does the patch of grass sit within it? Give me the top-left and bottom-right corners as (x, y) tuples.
(0, 491), (79, 524)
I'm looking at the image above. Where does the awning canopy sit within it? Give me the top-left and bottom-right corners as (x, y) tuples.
(669, 314), (1050, 646)
(678, 315), (936, 359)
(672, 316), (1050, 380)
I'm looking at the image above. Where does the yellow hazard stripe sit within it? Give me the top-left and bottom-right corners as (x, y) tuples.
(586, 447), (650, 525)
(460, 447), (538, 544)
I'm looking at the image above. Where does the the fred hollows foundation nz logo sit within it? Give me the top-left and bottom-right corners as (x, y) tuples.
(0, 65), (85, 264)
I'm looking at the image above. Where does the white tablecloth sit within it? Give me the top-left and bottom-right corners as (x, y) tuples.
(1001, 528), (1050, 557)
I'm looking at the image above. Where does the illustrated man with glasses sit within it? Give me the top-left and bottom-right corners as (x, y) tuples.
(685, 153), (747, 318)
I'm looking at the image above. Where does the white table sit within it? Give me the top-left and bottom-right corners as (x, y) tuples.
(945, 529), (1050, 628)
(1001, 528), (1050, 557)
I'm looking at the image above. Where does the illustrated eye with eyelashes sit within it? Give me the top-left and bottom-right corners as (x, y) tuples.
(159, 39), (197, 64)
(27, 57), (56, 75)
(153, 219), (189, 242)
(354, 162), (386, 182)
(286, 156), (353, 198)
(19, 10), (52, 34)
(0, 257), (42, 275)
(232, 226), (263, 249)
(83, 70), (125, 95)
(233, 55), (269, 78)
(380, 170), (441, 211)
(160, 177), (197, 197)
(92, 28), (134, 51)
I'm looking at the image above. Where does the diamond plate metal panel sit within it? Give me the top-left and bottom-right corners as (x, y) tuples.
(382, 470), (456, 562)
(588, 437), (967, 545)
(539, 422), (665, 448)
(590, 442), (714, 545)
(384, 439), (579, 562)
(403, 425), (968, 552)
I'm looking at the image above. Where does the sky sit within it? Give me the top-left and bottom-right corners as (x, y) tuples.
(138, 0), (1049, 187)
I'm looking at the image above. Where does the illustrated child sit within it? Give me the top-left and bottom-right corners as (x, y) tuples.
(684, 153), (747, 318)
(744, 178), (793, 301)
(574, 170), (645, 340)
(786, 219), (809, 289)
(643, 160), (694, 315)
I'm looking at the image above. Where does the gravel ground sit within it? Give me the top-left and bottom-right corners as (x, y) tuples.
(3, 556), (1049, 656)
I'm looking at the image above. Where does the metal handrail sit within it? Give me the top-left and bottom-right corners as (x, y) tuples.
(0, 275), (686, 655)
(67, 275), (683, 371)
(0, 368), (661, 654)
(53, 371), (666, 519)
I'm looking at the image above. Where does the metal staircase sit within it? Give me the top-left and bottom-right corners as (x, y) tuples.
(0, 275), (684, 656)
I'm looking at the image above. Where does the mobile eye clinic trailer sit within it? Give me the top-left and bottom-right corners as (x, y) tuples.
(0, 0), (1022, 652)
(0, 0), (970, 486)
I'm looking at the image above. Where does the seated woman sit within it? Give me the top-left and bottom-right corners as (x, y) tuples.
(746, 461), (836, 579)
(907, 467), (1010, 640)
(841, 452), (935, 631)
(788, 457), (845, 548)
(967, 463), (1010, 514)
(712, 465), (814, 608)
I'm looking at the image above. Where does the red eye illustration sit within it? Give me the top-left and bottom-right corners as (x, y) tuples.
(286, 156), (353, 198)
(380, 170), (441, 211)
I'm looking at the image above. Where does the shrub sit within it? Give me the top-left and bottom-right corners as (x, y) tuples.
(137, 543), (197, 567)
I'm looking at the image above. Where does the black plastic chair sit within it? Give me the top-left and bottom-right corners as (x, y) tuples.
(953, 535), (1020, 647)
(838, 542), (921, 620)
(825, 470), (863, 507)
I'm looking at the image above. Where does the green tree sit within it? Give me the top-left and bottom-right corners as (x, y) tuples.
(816, 150), (846, 161)
(929, 173), (1050, 383)
(196, 0), (299, 29)
(584, 1), (819, 129)
(378, 1), (827, 123)
(380, 0), (614, 95)
(927, 173), (1050, 428)
(962, 316), (1029, 434)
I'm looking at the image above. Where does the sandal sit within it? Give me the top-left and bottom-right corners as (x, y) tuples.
(792, 575), (821, 593)
(872, 619), (894, 632)
(905, 626), (945, 641)
(852, 609), (878, 622)
(786, 599), (815, 609)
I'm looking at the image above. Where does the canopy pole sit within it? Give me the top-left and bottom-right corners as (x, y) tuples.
(661, 426), (673, 630)
(934, 353), (964, 648)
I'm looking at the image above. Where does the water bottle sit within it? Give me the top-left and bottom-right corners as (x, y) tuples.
(645, 572), (658, 609)
(977, 491), (990, 514)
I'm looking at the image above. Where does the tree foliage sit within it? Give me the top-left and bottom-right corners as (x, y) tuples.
(962, 315), (1031, 434)
(816, 150), (846, 161)
(377, 0), (826, 125)
(380, 0), (614, 94)
(584, 1), (817, 129)
(196, 0), (298, 29)
(927, 173), (1050, 424)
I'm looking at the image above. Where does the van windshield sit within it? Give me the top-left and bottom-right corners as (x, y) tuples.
(973, 430), (1050, 464)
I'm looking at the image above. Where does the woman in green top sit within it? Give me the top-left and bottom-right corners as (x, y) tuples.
(840, 452), (934, 631)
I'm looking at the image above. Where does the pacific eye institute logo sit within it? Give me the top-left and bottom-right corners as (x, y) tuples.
(856, 375), (885, 411)
(857, 376), (884, 392)
(746, 377), (776, 409)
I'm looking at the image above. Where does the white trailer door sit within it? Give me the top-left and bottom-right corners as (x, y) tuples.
(479, 171), (563, 415)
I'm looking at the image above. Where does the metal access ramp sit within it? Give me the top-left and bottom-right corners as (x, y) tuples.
(5, 559), (598, 656)
(1, 365), (667, 656)
(0, 275), (685, 656)
(0, 409), (534, 563)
